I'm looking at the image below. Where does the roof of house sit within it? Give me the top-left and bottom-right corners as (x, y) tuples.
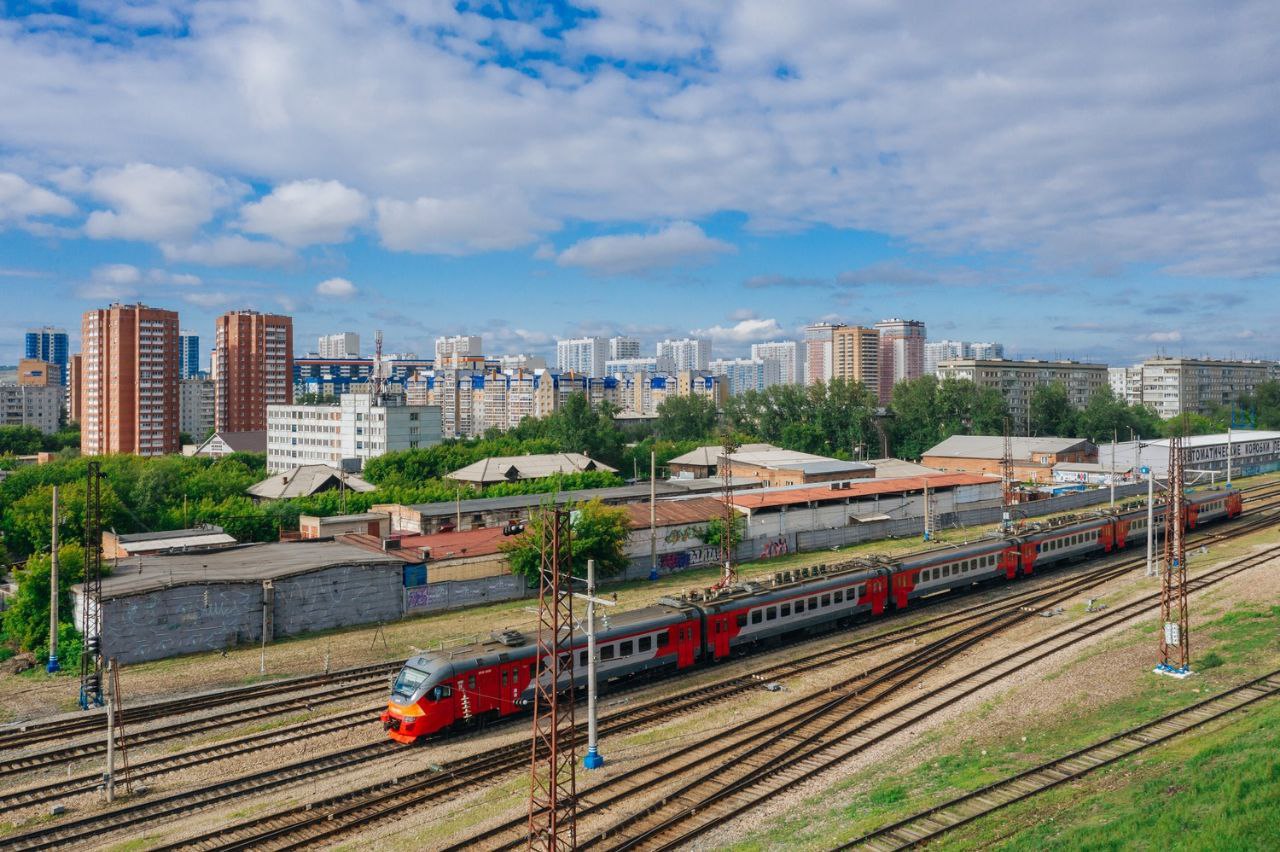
(621, 496), (727, 529)
(193, 430), (267, 454)
(446, 452), (619, 484)
(300, 512), (390, 524)
(117, 525), (226, 544)
(247, 465), (376, 500)
(868, 458), (944, 478)
(922, 435), (1093, 460)
(115, 527), (238, 552)
(341, 526), (509, 561)
(85, 540), (405, 599)
(727, 448), (875, 475)
(730, 472), (997, 511)
(667, 443), (779, 468)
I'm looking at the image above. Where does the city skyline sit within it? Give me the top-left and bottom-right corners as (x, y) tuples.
(2, 3), (1278, 367)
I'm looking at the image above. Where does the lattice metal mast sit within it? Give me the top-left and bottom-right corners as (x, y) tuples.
(713, 432), (740, 591)
(527, 509), (576, 851)
(1000, 417), (1015, 532)
(79, 461), (105, 709)
(1159, 434), (1191, 673)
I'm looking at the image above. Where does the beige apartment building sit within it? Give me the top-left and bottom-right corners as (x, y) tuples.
(831, 325), (880, 394)
(936, 358), (1108, 429)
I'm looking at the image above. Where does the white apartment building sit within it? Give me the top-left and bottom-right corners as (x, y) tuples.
(266, 391), (443, 473)
(605, 356), (676, 376)
(1109, 366), (1144, 406)
(0, 384), (61, 434)
(495, 353), (547, 372)
(318, 332), (360, 358)
(434, 335), (483, 366)
(925, 340), (1005, 375)
(936, 359), (1108, 427)
(656, 338), (711, 372)
(179, 377), (215, 439)
(751, 341), (801, 384)
(1138, 358), (1280, 418)
(557, 337), (607, 377)
(803, 322), (843, 385)
(609, 336), (641, 360)
(710, 357), (783, 395)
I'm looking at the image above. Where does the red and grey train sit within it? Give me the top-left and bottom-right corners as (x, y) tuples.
(382, 488), (1241, 742)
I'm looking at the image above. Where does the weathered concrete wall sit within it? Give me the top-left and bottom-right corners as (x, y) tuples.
(273, 563), (404, 636)
(405, 573), (527, 613)
(100, 583), (262, 664)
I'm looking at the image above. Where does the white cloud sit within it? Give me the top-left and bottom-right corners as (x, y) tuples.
(239, 179), (370, 246)
(92, 263), (143, 286)
(692, 317), (784, 343)
(160, 235), (295, 267)
(0, 172), (76, 225)
(375, 193), (552, 255)
(84, 163), (244, 242)
(1143, 330), (1184, 343)
(556, 221), (735, 276)
(316, 277), (357, 299)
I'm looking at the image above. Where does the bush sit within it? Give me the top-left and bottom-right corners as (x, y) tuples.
(1199, 651), (1225, 669)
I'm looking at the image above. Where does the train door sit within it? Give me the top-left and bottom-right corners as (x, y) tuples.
(498, 666), (518, 715)
(1228, 492), (1243, 517)
(865, 572), (890, 614)
(1114, 519), (1131, 548)
(712, 614), (733, 660)
(891, 570), (915, 610)
(1187, 502), (1199, 529)
(1099, 523), (1115, 553)
(677, 624), (697, 667)
(1000, 546), (1020, 579)
(1020, 541), (1039, 575)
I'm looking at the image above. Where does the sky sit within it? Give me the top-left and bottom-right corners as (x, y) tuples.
(1, 1), (1278, 369)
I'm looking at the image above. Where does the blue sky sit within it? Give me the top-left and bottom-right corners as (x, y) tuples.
(1, 1), (1277, 369)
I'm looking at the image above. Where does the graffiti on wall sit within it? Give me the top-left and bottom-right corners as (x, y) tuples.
(759, 537), (789, 559)
(658, 545), (720, 571)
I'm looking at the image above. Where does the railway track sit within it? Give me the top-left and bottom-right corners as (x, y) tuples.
(155, 514), (1280, 852)
(840, 668), (1280, 851)
(3, 487), (1277, 850)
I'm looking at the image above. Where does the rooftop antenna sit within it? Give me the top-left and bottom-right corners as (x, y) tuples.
(371, 329), (387, 399)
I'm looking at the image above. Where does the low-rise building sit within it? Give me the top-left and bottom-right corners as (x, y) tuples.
(667, 443), (781, 478)
(446, 452), (619, 489)
(724, 448), (876, 487)
(185, 430), (267, 458)
(299, 511), (391, 539)
(102, 525), (238, 560)
(921, 435), (1097, 483)
(247, 464), (376, 502)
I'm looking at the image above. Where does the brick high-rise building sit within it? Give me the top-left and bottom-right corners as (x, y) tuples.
(67, 353), (83, 423)
(831, 326), (880, 393)
(874, 318), (926, 404)
(214, 310), (294, 432)
(81, 303), (180, 456)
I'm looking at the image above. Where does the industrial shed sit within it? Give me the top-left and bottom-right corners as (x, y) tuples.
(72, 540), (411, 664)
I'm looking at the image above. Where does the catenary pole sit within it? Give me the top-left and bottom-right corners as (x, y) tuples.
(649, 451), (657, 581)
(105, 658), (116, 803)
(583, 559), (603, 769)
(47, 485), (60, 673)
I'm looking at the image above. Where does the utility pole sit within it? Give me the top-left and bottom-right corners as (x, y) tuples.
(527, 508), (576, 851)
(1226, 425), (1232, 487)
(648, 451), (658, 581)
(922, 479), (931, 542)
(712, 433), (739, 592)
(1144, 460), (1156, 578)
(1157, 433), (1191, 677)
(1000, 417), (1015, 533)
(1109, 429), (1116, 509)
(80, 462), (105, 709)
(576, 558), (615, 770)
(47, 485), (60, 674)
(104, 658), (116, 802)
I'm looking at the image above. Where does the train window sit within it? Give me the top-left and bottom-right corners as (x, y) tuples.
(639, 636), (652, 652)
(821, 594), (831, 607)
(781, 603), (791, 617)
(795, 599), (805, 613)
(943, 566), (950, 577)
(620, 640), (633, 657)
(831, 590), (841, 603)
(752, 610), (763, 624)
(810, 596), (819, 609)
(657, 631), (669, 648)
(468, 675), (476, 689)
(736, 613), (748, 627)
(579, 651), (588, 667)
(857, 585), (865, 598)
(766, 607), (777, 621)
(601, 645), (615, 661)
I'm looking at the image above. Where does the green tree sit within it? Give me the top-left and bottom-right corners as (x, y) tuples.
(0, 425), (45, 455)
(1029, 382), (1076, 436)
(700, 514), (744, 553)
(500, 499), (631, 584)
(889, 376), (1009, 459)
(1, 544), (85, 657)
(654, 394), (720, 442)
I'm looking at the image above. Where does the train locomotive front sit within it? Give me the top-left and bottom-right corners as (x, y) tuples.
(381, 654), (463, 744)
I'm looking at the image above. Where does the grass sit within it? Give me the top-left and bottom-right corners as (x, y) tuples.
(727, 593), (1280, 851)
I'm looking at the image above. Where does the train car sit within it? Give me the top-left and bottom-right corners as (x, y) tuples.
(897, 540), (1014, 603)
(382, 601), (700, 743)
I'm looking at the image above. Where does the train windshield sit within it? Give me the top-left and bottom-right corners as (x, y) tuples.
(391, 665), (430, 701)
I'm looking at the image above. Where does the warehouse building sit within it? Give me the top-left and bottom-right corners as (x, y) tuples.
(922, 435), (1097, 483)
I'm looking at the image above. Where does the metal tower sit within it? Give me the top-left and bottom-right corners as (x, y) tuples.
(712, 433), (739, 592)
(527, 508), (576, 851)
(1000, 418), (1015, 532)
(79, 461), (105, 709)
(1158, 434), (1191, 675)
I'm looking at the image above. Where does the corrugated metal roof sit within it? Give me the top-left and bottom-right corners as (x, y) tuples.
(620, 497), (727, 529)
(446, 452), (619, 483)
(923, 435), (1092, 460)
(247, 465), (376, 500)
(667, 443), (779, 467)
(730, 472), (998, 510)
(728, 448), (875, 473)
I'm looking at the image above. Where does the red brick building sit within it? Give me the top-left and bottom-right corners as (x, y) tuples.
(214, 310), (293, 432)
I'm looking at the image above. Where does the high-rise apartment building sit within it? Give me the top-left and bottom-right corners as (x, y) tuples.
(67, 353), (82, 423)
(874, 318), (926, 404)
(178, 331), (201, 379)
(710, 357), (783, 396)
(179, 377), (215, 440)
(751, 341), (801, 384)
(318, 332), (360, 359)
(1136, 358), (1280, 418)
(1108, 365), (1144, 406)
(24, 326), (69, 385)
(936, 358), (1108, 430)
(434, 335), (483, 366)
(831, 326), (880, 393)
(802, 322), (844, 385)
(213, 310), (294, 433)
(81, 303), (180, 456)
(557, 336), (608, 377)
(657, 338), (712, 372)
(609, 336), (642, 360)
(924, 340), (1005, 374)
(606, 356), (675, 377)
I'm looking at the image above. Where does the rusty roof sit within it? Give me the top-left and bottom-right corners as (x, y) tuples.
(730, 473), (997, 511)
(621, 496), (728, 529)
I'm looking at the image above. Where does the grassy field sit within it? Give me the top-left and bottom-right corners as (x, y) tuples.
(726, 593), (1280, 851)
